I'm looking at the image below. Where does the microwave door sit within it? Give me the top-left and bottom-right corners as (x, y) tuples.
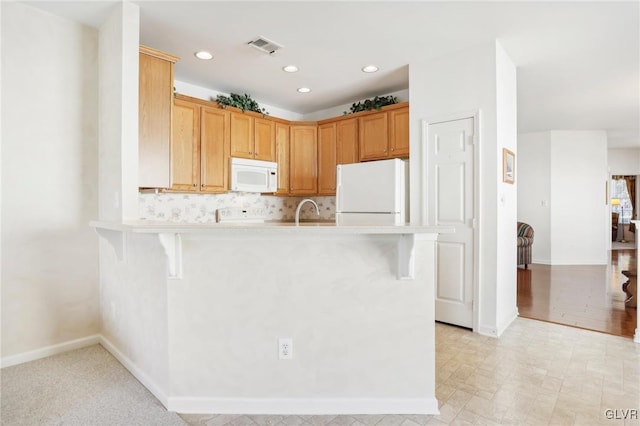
(238, 168), (267, 186)
(237, 169), (264, 192)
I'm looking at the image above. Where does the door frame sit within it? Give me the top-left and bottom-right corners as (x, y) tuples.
(420, 110), (481, 333)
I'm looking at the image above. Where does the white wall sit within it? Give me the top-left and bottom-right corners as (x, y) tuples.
(99, 233), (171, 401)
(302, 88), (410, 122)
(519, 131), (609, 265)
(98, 2), (139, 221)
(494, 43), (518, 333)
(550, 131), (608, 265)
(175, 80), (303, 121)
(608, 148), (640, 175)
(0, 0), (3, 350)
(518, 132), (552, 264)
(409, 41), (518, 336)
(1, 3), (100, 357)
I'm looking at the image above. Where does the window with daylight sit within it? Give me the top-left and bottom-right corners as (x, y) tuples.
(611, 178), (633, 224)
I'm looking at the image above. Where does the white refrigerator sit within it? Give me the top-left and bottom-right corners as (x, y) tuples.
(335, 158), (408, 225)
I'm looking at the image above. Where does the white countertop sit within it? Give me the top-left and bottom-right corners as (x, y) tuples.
(90, 220), (454, 235)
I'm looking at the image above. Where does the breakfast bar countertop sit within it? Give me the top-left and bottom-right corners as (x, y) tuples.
(90, 220), (455, 236)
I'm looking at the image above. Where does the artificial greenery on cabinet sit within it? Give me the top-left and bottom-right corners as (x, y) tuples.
(344, 95), (398, 115)
(215, 93), (269, 116)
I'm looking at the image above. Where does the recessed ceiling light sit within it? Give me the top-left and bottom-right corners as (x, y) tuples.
(283, 65), (299, 73)
(194, 51), (213, 60)
(361, 65), (379, 73)
(297, 87), (311, 93)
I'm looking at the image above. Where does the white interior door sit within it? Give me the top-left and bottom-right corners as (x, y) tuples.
(426, 117), (475, 329)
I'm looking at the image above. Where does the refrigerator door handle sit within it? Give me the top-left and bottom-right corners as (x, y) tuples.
(336, 166), (342, 211)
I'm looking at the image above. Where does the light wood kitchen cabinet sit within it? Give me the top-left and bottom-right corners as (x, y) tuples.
(170, 96), (230, 193)
(289, 124), (318, 195)
(317, 122), (337, 195)
(254, 117), (276, 161)
(357, 103), (410, 161)
(389, 107), (409, 157)
(171, 99), (200, 191)
(336, 118), (359, 164)
(200, 106), (231, 192)
(358, 112), (389, 161)
(275, 122), (290, 195)
(139, 45), (179, 188)
(230, 112), (254, 159)
(230, 113), (276, 162)
(165, 94), (408, 195)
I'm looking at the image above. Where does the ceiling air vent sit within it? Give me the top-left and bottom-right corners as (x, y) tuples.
(247, 36), (283, 55)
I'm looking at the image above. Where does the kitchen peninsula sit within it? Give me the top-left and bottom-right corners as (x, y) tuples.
(92, 220), (452, 415)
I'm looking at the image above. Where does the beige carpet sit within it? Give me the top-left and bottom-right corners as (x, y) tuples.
(1, 344), (185, 426)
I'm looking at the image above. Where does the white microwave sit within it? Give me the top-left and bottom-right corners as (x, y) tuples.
(230, 157), (278, 193)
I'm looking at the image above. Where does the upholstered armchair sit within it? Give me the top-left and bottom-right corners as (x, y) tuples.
(517, 222), (534, 269)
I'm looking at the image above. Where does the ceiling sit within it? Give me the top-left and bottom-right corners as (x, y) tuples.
(24, 1), (640, 148)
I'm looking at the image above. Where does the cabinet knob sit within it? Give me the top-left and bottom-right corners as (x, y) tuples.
(391, 148), (395, 151)
(193, 183), (197, 187)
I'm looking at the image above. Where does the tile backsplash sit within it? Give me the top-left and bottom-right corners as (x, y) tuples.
(139, 192), (336, 223)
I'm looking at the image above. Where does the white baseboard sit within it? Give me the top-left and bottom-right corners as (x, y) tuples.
(477, 309), (519, 338)
(168, 396), (440, 415)
(497, 309), (519, 337)
(1, 334), (101, 369)
(634, 328), (640, 344)
(477, 324), (498, 337)
(98, 335), (169, 409)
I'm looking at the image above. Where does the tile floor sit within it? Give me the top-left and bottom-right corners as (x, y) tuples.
(180, 318), (640, 426)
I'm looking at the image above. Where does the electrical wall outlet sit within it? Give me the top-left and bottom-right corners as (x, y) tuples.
(278, 338), (293, 360)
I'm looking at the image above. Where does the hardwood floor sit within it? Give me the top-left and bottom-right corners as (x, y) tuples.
(517, 249), (637, 338)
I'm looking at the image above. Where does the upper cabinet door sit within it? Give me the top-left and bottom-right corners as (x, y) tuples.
(138, 46), (178, 188)
(200, 106), (231, 193)
(389, 107), (409, 158)
(275, 122), (290, 195)
(230, 112), (254, 159)
(290, 125), (318, 195)
(254, 117), (276, 162)
(318, 122), (337, 195)
(336, 118), (358, 165)
(358, 112), (389, 161)
(171, 99), (200, 192)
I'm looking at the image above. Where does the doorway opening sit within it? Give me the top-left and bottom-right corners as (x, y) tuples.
(610, 175), (636, 250)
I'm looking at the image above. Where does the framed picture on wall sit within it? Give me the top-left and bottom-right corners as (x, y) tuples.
(503, 148), (515, 184)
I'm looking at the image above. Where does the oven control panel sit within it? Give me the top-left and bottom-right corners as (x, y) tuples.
(216, 207), (267, 223)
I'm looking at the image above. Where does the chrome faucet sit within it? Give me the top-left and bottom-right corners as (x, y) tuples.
(295, 199), (320, 225)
